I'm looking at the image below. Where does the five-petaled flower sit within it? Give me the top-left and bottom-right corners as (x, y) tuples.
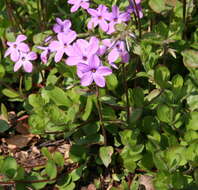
(127, 0), (143, 18)
(107, 5), (130, 34)
(36, 46), (51, 64)
(87, 5), (111, 32)
(53, 18), (72, 34)
(4, 34), (30, 62)
(65, 37), (99, 66)
(77, 55), (112, 87)
(49, 31), (77, 62)
(68, 0), (89, 12)
(14, 52), (37, 73)
(108, 40), (129, 67)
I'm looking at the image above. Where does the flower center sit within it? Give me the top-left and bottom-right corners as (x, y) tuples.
(113, 18), (118, 22)
(21, 57), (26, 61)
(91, 68), (96, 73)
(13, 44), (17, 48)
(116, 44), (120, 48)
(64, 43), (67, 48)
(82, 56), (88, 61)
(98, 16), (102, 20)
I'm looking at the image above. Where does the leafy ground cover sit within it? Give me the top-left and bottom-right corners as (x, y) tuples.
(0, 0), (198, 189)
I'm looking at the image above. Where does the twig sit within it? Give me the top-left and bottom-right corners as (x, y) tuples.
(96, 86), (107, 145)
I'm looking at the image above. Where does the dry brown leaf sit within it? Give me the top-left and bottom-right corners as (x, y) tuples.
(5, 134), (38, 149)
(139, 175), (155, 190)
(87, 184), (96, 190)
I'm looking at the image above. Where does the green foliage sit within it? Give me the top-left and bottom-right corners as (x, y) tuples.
(0, 0), (198, 189)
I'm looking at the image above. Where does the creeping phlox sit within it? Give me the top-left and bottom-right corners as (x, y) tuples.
(5, 0), (143, 87)
(4, 35), (37, 73)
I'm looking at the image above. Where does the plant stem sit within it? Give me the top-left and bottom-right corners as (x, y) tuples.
(182, 0), (186, 40)
(122, 64), (130, 125)
(96, 86), (107, 145)
(132, 0), (142, 38)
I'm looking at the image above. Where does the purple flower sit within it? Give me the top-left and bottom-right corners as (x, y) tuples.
(107, 6), (130, 34)
(87, 5), (111, 32)
(65, 37), (99, 66)
(77, 55), (112, 87)
(68, 0), (89, 12)
(36, 46), (50, 64)
(127, 0), (143, 18)
(4, 34), (30, 62)
(108, 40), (129, 65)
(14, 51), (37, 73)
(49, 31), (77, 63)
(97, 39), (111, 56)
(53, 18), (72, 34)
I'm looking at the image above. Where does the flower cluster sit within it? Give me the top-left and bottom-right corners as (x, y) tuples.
(5, 0), (144, 87)
(4, 35), (37, 73)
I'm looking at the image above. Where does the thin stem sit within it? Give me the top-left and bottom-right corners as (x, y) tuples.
(132, 0), (142, 38)
(96, 86), (107, 145)
(122, 64), (130, 125)
(182, 0), (186, 40)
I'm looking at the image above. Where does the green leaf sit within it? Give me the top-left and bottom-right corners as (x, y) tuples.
(182, 49), (198, 68)
(53, 152), (64, 167)
(45, 160), (57, 179)
(186, 112), (198, 130)
(1, 88), (20, 98)
(99, 146), (114, 167)
(157, 104), (173, 123)
(0, 64), (5, 78)
(1, 103), (8, 120)
(106, 73), (118, 91)
(154, 66), (170, 88)
(149, 0), (166, 13)
(129, 108), (142, 124)
(82, 96), (93, 121)
(0, 120), (10, 133)
(24, 75), (32, 91)
(2, 157), (18, 179)
(45, 86), (72, 107)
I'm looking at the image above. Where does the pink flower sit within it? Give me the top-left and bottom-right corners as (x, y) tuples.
(87, 5), (111, 32)
(53, 18), (72, 34)
(36, 46), (50, 64)
(14, 52), (37, 73)
(77, 55), (112, 87)
(107, 5), (130, 34)
(68, 0), (89, 12)
(65, 37), (99, 66)
(49, 31), (77, 63)
(4, 35), (30, 62)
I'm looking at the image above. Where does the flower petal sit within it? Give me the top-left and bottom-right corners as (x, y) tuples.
(89, 55), (100, 69)
(4, 48), (11, 58)
(96, 66), (112, 76)
(10, 49), (20, 62)
(77, 63), (90, 73)
(71, 4), (80, 12)
(99, 20), (109, 32)
(14, 61), (22, 72)
(87, 18), (98, 30)
(81, 2), (89, 9)
(23, 61), (33, 73)
(80, 71), (93, 86)
(66, 56), (81, 66)
(49, 41), (60, 51)
(53, 24), (61, 33)
(18, 43), (30, 53)
(16, 35), (27, 42)
(93, 74), (105, 87)
(108, 48), (120, 63)
(27, 52), (37, 61)
(87, 8), (98, 17)
(87, 37), (99, 55)
(54, 50), (64, 62)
